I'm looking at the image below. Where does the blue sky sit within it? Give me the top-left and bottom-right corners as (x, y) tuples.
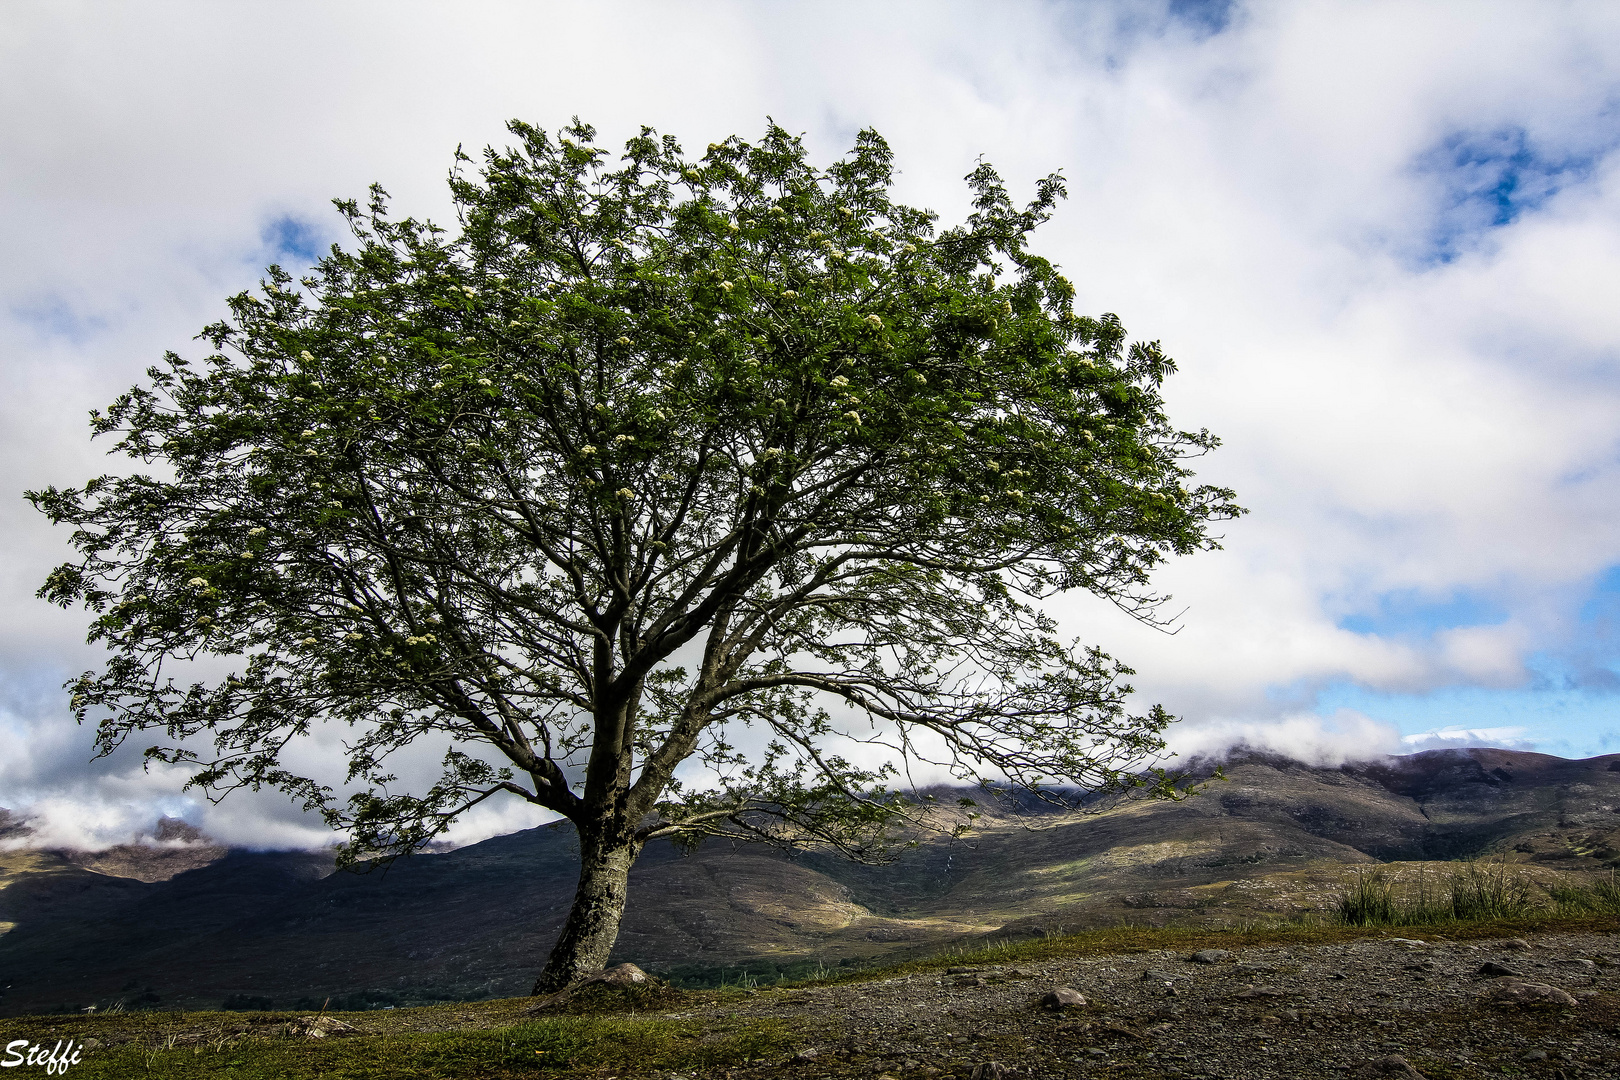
(4, 0), (1620, 848)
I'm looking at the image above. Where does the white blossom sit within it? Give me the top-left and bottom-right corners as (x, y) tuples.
(581, 445), (596, 455)
(346, 632), (365, 641)
(187, 577), (209, 588)
(864, 314), (883, 329)
(301, 637), (319, 645)
(843, 411), (861, 424)
(719, 280), (734, 292)
(616, 337), (631, 346)
(299, 350), (315, 363)
(301, 430), (315, 438)
(431, 382), (444, 390)
(195, 615), (213, 625)
(240, 551), (254, 559)
(782, 290), (798, 299)
(476, 377), (492, 386)
(616, 487), (636, 499)
(829, 375), (850, 388)
(303, 448), (319, 457)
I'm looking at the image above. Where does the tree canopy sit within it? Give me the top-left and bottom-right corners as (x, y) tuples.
(31, 119), (1240, 989)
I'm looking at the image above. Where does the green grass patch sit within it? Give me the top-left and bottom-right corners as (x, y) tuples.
(0, 1012), (796, 1079)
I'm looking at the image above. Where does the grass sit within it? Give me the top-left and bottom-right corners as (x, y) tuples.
(1336, 859), (1563, 927)
(0, 1010), (797, 1080)
(1549, 869), (1620, 916)
(5, 901), (1616, 1078)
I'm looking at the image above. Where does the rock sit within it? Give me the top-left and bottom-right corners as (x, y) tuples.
(1140, 968), (1180, 983)
(1555, 958), (1597, 971)
(594, 962), (653, 986)
(526, 962), (665, 1014)
(1041, 986), (1087, 1009)
(1234, 985), (1286, 998)
(955, 976), (989, 988)
(1190, 949), (1230, 964)
(1387, 937), (1428, 947)
(1523, 1049), (1549, 1061)
(1358, 1054), (1428, 1078)
(1500, 938), (1531, 951)
(1482, 979), (1579, 1007)
(969, 1063), (1008, 1080)
(790, 1048), (821, 1064)
(1478, 962), (1524, 978)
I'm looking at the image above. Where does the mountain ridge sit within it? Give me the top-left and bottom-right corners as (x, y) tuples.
(2, 747), (1618, 1014)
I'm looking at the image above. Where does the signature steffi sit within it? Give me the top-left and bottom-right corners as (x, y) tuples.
(2, 1039), (83, 1075)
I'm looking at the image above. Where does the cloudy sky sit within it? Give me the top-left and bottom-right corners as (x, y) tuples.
(5, 0), (1620, 849)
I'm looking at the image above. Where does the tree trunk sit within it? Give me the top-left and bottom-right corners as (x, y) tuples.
(532, 831), (641, 993)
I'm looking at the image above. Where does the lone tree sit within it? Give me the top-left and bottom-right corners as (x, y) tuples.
(32, 120), (1240, 992)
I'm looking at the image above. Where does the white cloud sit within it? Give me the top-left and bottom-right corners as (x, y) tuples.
(1401, 725), (1535, 753)
(5, 1), (1620, 850)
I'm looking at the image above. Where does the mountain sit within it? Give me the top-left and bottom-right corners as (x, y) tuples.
(2, 747), (1618, 1015)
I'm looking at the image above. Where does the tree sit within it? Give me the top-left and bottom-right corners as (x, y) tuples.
(31, 120), (1241, 992)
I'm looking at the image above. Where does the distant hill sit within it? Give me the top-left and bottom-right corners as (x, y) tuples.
(2, 747), (1618, 1015)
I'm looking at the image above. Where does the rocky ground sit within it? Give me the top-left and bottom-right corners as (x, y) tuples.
(700, 927), (1620, 1079)
(5, 926), (1615, 1078)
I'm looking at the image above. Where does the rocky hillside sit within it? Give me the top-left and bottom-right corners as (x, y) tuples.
(1, 748), (1617, 1015)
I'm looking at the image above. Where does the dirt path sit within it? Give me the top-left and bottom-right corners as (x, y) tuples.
(691, 928), (1620, 1079)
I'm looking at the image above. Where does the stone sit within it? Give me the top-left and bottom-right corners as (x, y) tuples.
(1357, 1054), (1428, 1078)
(1140, 968), (1180, 983)
(1478, 962), (1524, 978)
(1190, 949), (1230, 964)
(594, 962), (652, 986)
(1500, 938), (1531, 951)
(1482, 979), (1579, 1007)
(789, 1047), (820, 1063)
(1234, 985), (1286, 998)
(1555, 958), (1597, 971)
(1523, 1049), (1549, 1061)
(1387, 937), (1427, 947)
(1041, 986), (1087, 1009)
(969, 1063), (1008, 1080)
(526, 962), (664, 1014)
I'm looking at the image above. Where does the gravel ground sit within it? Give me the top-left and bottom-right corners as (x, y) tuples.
(681, 929), (1620, 1079)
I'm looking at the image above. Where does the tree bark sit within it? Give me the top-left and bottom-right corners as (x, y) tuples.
(532, 830), (641, 993)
